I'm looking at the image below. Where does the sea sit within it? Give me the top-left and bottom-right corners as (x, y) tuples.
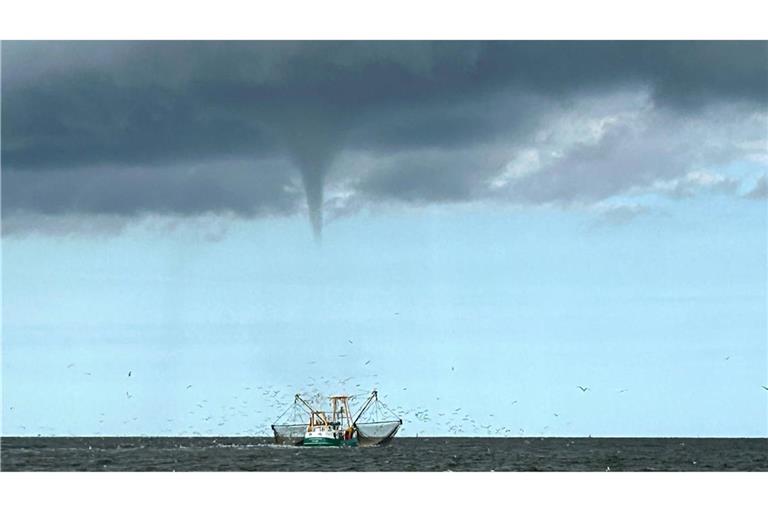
(2, 436), (766, 471)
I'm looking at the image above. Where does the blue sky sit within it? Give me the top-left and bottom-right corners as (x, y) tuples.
(2, 189), (766, 437)
(2, 41), (767, 437)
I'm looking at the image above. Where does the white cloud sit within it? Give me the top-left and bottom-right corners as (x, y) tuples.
(645, 170), (739, 198)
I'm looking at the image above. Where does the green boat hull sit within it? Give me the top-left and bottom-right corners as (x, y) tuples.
(302, 437), (358, 447)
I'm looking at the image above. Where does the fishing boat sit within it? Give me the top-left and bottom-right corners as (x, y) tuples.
(272, 390), (402, 447)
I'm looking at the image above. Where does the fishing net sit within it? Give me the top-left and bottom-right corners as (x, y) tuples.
(271, 424), (307, 445)
(354, 398), (402, 446)
(356, 420), (402, 446)
(271, 402), (310, 445)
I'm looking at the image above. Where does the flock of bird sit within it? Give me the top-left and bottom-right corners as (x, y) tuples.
(4, 347), (768, 437)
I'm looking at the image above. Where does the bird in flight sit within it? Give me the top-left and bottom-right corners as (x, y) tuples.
(186, 384), (192, 389)
(618, 388), (628, 393)
(128, 371), (132, 377)
(762, 386), (768, 391)
(348, 339), (353, 344)
(67, 363), (75, 369)
(511, 400), (518, 405)
(577, 386), (589, 392)
(724, 356), (731, 361)
(126, 392), (133, 399)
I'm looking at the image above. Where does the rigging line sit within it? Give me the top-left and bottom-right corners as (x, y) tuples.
(272, 402), (297, 425)
(377, 399), (401, 420)
(277, 399), (309, 426)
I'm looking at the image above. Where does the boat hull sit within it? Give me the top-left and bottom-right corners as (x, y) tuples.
(302, 437), (358, 447)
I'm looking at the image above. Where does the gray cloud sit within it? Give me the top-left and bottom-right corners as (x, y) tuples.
(3, 158), (301, 217)
(498, 104), (762, 205)
(592, 204), (651, 226)
(744, 175), (768, 199)
(2, 41), (766, 235)
(356, 145), (508, 204)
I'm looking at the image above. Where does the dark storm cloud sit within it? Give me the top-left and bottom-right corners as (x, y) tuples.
(2, 41), (766, 233)
(2, 158), (300, 217)
(358, 149), (500, 204)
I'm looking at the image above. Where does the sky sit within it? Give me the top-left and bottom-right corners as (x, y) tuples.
(1, 41), (767, 437)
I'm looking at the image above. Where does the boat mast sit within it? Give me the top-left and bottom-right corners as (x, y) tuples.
(329, 395), (354, 429)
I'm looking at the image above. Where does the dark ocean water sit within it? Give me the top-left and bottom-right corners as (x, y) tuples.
(1, 437), (766, 471)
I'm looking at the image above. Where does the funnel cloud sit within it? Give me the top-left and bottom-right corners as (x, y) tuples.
(279, 115), (344, 240)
